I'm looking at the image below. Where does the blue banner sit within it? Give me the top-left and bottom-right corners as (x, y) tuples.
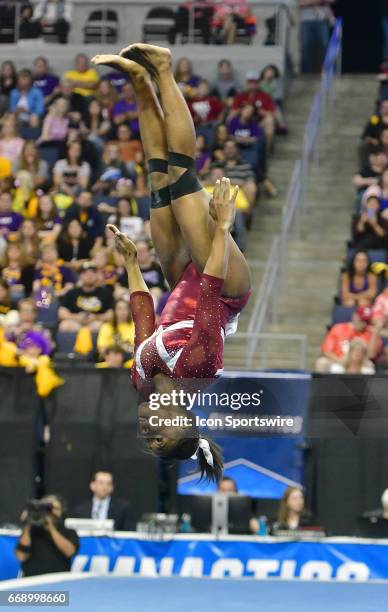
(178, 373), (311, 496)
(2, 533), (388, 582)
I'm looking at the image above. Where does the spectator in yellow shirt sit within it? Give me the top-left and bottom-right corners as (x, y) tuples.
(204, 165), (247, 250)
(204, 165), (250, 212)
(97, 298), (134, 357)
(63, 54), (99, 97)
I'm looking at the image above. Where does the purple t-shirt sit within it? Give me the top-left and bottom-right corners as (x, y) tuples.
(0, 211), (23, 236)
(33, 74), (60, 97)
(227, 116), (264, 140)
(195, 151), (211, 173)
(40, 216), (63, 232)
(34, 263), (74, 288)
(112, 99), (139, 136)
(102, 71), (129, 93)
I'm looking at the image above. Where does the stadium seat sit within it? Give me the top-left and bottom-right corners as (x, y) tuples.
(20, 126), (41, 140)
(0, 5), (16, 43)
(240, 147), (259, 168)
(37, 300), (59, 328)
(195, 125), (215, 147)
(142, 7), (176, 44)
(38, 144), (61, 173)
(176, 5), (213, 44)
(83, 10), (118, 44)
(331, 304), (356, 325)
(55, 331), (77, 354)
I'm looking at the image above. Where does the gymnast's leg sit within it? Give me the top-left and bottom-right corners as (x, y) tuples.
(91, 54), (190, 289)
(118, 44), (251, 298)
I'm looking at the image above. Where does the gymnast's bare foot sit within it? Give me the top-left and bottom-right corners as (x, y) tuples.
(91, 54), (148, 84)
(119, 43), (172, 79)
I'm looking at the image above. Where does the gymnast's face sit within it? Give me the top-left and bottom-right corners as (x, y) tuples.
(138, 402), (195, 455)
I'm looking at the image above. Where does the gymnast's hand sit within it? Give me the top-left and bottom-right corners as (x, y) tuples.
(211, 177), (238, 232)
(107, 224), (137, 263)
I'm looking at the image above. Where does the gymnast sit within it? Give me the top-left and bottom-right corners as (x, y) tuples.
(92, 44), (251, 481)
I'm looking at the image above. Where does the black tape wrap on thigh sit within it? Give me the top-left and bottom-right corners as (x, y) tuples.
(148, 158), (171, 209)
(168, 151), (202, 200)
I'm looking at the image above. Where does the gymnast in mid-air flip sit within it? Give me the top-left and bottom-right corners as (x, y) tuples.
(92, 44), (251, 481)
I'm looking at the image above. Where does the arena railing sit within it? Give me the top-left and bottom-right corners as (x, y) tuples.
(4, 1), (294, 49)
(245, 18), (343, 369)
(228, 332), (307, 370)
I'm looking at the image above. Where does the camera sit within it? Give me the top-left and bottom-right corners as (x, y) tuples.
(25, 500), (53, 527)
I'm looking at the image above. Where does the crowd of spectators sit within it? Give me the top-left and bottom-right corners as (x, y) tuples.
(315, 69), (388, 374)
(0, 52), (287, 381)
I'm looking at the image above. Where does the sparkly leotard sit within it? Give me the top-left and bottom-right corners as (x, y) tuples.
(130, 263), (250, 388)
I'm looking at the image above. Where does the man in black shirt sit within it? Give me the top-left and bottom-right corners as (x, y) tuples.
(362, 99), (388, 148)
(58, 262), (113, 332)
(352, 148), (387, 193)
(15, 495), (79, 577)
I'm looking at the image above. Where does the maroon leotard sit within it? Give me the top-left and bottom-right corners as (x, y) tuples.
(130, 263), (250, 388)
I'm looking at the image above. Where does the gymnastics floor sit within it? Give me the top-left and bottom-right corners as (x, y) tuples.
(1, 574), (388, 612)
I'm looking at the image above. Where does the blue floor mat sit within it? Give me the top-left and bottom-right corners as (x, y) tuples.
(2, 575), (388, 612)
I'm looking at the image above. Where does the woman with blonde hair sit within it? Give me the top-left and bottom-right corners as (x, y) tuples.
(0, 113), (24, 166)
(330, 337), (376, 374)
(17, 140), (49, 189)
(97, 297), (135, 357)
(18, 219), (40, 264)
(38, 97), (69, 145)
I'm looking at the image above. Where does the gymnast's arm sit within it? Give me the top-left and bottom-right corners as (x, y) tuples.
(204, 177), (238, 280)
(107, 225), (156, 348)
(177, 178), (238, 375)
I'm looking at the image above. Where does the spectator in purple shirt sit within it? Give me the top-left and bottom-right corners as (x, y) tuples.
(195, 134), (211, 177)
(33, 243), (74, 299)
(174, 58), (201, 98)
(227, 103), (265, 147)
(32, 57), (60, 104)
(111, 83), (139, 136)
(101, 71), (129, 94)
(0, 192), (23, 238)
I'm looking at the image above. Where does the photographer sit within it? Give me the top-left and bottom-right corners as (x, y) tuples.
(15, 495), (79, 577)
